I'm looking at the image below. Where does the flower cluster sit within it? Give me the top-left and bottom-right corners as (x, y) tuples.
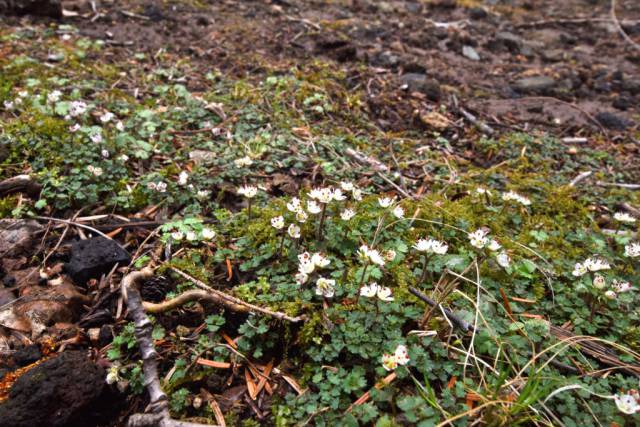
(501, 191), (531, 206)
(613, 212), (636, 223)
(171, 227), (216, 242)
(309, 187), (345, 203)
(296, 252), (330, 285)
(86, 165), (103, 177)
(413, 238), (448, 255)
(360, 282), (394, 301)
(234, 156), (253, 167)
(147, 181), (167, 193)
(572, 258), (611, 277)
(381, 344), (410, 371)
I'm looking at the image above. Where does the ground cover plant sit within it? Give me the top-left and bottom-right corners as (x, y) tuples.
(1, 1), (640, 426)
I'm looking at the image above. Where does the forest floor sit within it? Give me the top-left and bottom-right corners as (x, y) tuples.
(1, 1), (640, 426)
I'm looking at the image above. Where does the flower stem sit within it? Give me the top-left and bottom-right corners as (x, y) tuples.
(317, 204), (327, 240)
(247, 199), (252, 219)
(355, 261), (370, 304)
(277, 231), (285, 257)
(418, 255), (430, 286)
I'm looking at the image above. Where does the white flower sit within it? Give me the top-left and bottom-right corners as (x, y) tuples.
(468, 229), (489, 249)
(197, 189), (210, 199)
(414, 238), (448, 255)
(605, 290), (617, 300)
(202, 228), (216, 240)
(340, 209), (356, 221)
(385, 250), (396, 262)
(377, 286), (394, 301)
(155, 182), (167, 193)
(286, 197), (301, 212)
(381, 353), (398, 371)
(295, 271), (308, 285)
(624, 243), (640, 258)
(47, 90), (62, 103)
(340, 181), (354, 192)
(583, 258), (610, 272)
(614, 212), (636, 223)
(287, 224), (300, 239)
(119, 154), (129, 162)
(308, 187), (334, 204)
(612, 280), (631, 293)
(393, 205), (405, 219)
(487, 240), (501, 251)
(87, 165), (103, 177)
(106, 365), (121, 385)
(352, 188), (363, 201)
(394, 345), (410, 365)
(271, 216), (285, 230)
(296, 209), (308, 222)
(234, 156), (253, 167)
(367, 248), (385, 266)
(502, 191), (531, 206)
(3, 100), (14, 110)
(307, 200), (322, 214)
(17, 90), (27, 98)
(332, 188), (347, 201)
(186, 231), (198, 241)
(69, 100), (87, 117)
(614, 390), (640, 414)
(100, 111), (115, 123)
(90, 132), (103, 144)
(360, 282), (379, 298)
(315, 277), (335, 298)
(69, 123), (80, 132)
(237, 185), (258, 198)
(312, 253), (330, 268)
(101, 149), (109, 158)
(496, 252), (511, 268)
(572, 262), (587, 277)
(476, 187), (492, 196)
(115, 121), (125, 131)
(178, 171), (189, 186)
(171, 231), (184, 241)
(299, 260), (315, 274)
(593, 274), (606, 290)
(378, 197), (394, 208)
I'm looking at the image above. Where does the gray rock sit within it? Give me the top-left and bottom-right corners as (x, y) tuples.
(511, 76), (556, 94)
(595, 112), (632, 131)
(462, 45), (480, 61)
(495, 32), (522, 52)
(399, 73), (441, 101)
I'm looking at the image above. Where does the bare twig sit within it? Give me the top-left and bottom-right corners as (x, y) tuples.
(611, 0), (640, 52)
(344, 147), (389, 172)
(169, 267), (306, 323)
(122, 268), (219, 427)
(569, 171), (593, 187)
(596, 181), (640, 190)
(142, 290), (249, 314)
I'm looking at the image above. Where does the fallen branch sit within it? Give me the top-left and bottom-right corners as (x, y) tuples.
(568, 170), (593, 187)
(169, 267), (306, 323)
(459, 108), (495, 135)
(122, 268), (219, 427)
(142, 289), (249, 314)
(611, 0), (640, 52)
(409, 286), (474, 332)
(596, 181), (640, 190)
(344, 147), (389, 173)
(0, 175), (42, 197)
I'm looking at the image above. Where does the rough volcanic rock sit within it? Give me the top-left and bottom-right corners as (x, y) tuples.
(65, 237), (131, 285)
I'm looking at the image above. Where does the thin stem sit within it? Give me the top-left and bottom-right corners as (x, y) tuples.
(355, 261), (370, 304)
(247, 199), (252, 219)
(278, 230), (285, 257)
(418, 254), (431, 286)
(317, 203), (328, 240)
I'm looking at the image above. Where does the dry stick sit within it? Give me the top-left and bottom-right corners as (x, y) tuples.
(142, 290), (249, 314)
(569, 170), (593, 187)
(596, 181), (640, 190)
(169, 267), (306, 323)
(122, 268), (218, 427)
(611, 0), (640, 52)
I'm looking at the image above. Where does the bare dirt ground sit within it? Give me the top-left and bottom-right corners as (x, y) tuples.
(51, 0), (640, 137)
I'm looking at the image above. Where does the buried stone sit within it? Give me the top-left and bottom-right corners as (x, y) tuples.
(65, 237), (131, 285)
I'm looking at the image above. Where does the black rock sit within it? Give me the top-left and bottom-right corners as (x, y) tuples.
(469, 7), (487, 19)
(612, 95), (632, 111)
(12, 344), (42, 368)
(493, 32), (522, 53)
(65, 237), (130, 285)
(595, 111), (632, 131)
(0, 351), (106, 427)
